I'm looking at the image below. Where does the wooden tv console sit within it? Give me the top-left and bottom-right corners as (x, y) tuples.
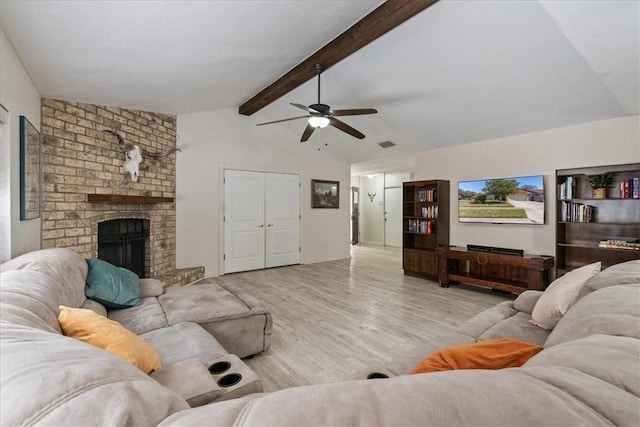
(435, 246), (554, 294)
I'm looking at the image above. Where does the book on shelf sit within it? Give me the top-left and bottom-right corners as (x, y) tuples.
(558, 176), (576, 200)
(407, 218), (435, 234)
(417, 188), (437, 202)
(420, 205), (439, 218)
(560, 201), (594, 222)
(618, 177), (639, 199)
(599, 236), (640, 250)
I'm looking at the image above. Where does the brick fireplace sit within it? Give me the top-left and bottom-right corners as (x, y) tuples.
(40, 98), (202, 286)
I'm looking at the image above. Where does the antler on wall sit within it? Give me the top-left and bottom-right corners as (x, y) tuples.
(147, 148), (181, 160)
(103, 129), (134, 151)
(103, 129), (181, 182)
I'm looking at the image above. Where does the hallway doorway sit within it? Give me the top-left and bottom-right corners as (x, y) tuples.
(353, 171), (413, 248)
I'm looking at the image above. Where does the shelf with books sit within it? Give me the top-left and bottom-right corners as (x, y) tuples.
(558, 242), (639, 251)
(405, 218), (437, 235)
(556, 163), (640, 274)
(402, 180), (449, 279)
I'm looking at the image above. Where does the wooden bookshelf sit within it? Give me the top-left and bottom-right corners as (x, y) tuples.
(402, 180), (450, 279)
(556, 163), (640, 275)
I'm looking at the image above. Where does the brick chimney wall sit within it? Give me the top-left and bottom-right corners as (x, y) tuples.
(40, 98), (177, 277)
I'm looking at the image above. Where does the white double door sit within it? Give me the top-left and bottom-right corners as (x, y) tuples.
(224, 170), (300, 274)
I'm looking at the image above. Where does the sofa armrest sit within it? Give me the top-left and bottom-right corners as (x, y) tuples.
(140, 278), (165, 298)
(513, 290), (543, 314)
(151, 358), (221, 407)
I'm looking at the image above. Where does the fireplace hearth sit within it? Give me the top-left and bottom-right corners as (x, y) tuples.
(98, 219), (149, 277)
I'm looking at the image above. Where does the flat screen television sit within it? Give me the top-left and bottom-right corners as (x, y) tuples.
(458, 175), (545, 224)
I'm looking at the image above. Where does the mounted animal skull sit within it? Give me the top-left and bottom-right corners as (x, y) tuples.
(367, 192), (376, 203)
(124, 145), (143, 182)
(103, 130), (181, 182)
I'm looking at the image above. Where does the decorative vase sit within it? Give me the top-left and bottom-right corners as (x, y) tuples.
(592, 188), (607, 199)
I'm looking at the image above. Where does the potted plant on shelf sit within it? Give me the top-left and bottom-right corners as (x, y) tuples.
(587, 173), (615, 199)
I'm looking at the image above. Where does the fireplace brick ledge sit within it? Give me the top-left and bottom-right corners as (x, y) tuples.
(156, 267), (205, 288)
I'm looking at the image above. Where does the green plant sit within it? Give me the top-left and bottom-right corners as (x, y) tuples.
(587, 173), (615, 189)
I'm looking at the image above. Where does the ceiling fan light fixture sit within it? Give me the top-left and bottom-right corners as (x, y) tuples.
(308, 116), (330, 128)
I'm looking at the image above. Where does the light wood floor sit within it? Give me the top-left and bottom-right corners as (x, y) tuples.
(208, 245), (512, 392)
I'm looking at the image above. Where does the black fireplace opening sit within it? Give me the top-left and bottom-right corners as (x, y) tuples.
(98, 219), (149, 278)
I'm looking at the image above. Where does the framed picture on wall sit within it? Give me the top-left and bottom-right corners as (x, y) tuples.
(311, 179), (339, 209)
(20, 115), (41, 220)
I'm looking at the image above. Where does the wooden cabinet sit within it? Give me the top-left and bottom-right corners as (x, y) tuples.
(556, 163), (640, 276)
(435, 246), (554, 294)
(402, 180), (450, 279)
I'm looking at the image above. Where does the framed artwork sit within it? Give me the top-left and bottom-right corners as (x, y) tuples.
(20, 115), (41, 220)
(311, 179), (340, 209)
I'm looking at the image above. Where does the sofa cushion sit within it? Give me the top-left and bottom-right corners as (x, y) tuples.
(58, 305), (161, 374)
(0, 301), (60, 334)
(0, 322), (188, 426)
(530, 261), (601, 330)
(577, 260), (640, 300)
(159, 284), (251, 324)
(545, 284), (640, 347)
(525, 334), (639, 397)
(159, 367), (639, 427)
(85, 259), (141, 309)
(0, 247), (88, 309)
(141, 322), (228, 366)
(0, 270), (63, 333)
(453, 300), (550, 346)
(477, 312), (550, 345)
(411, 338), (543, 374)
(81, 298), (108, 317)
(453, 301), (517, 338)
(513, 290), (543, 314)
(385, 332), (477, 375)
(158, 282), (273, 357)
(140, 278), (165, 297)
(108, 296), (169, 335)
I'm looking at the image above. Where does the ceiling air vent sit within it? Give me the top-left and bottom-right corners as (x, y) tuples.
(378, 140), (395, 149)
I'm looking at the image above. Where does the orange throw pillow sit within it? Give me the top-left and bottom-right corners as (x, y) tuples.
(411, 338), (543, 374)
(58, 305), (161, 374)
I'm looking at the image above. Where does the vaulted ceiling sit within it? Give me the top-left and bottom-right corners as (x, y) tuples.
(1, 1), (638, 167)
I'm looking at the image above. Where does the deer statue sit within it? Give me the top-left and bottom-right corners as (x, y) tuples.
(103, 130), (181, 182)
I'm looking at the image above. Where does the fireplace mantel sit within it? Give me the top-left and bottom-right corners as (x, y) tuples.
(87, 194), (174, 204)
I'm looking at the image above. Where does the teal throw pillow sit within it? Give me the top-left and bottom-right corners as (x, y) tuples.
(85, 259), (141, 309)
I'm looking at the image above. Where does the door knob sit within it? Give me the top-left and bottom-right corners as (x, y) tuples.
(267, 224), (274, 227)
(258, 224), (264, 228)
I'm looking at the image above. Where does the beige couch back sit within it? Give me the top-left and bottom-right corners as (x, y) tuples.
(0, 249), (190, 426)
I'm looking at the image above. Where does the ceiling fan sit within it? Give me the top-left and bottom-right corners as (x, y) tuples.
(256, 64), (377, 142)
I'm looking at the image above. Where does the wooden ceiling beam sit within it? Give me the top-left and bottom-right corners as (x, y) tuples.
(238, 0), (438, 116)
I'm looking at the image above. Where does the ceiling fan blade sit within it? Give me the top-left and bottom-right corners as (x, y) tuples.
(291, 103), (320, 114)
(331, 108), (378, 116)
(256, 115), (309, 126)
(329, 118), (365, 139)
(300, 123), (316, 142)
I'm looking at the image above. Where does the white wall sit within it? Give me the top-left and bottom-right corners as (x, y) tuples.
(359, 174), (384, 245)
(176, 108), (351, 277)
(415, 115), (640, 257)
(384, 171), (411, 247)
(0, 28), (41, 261)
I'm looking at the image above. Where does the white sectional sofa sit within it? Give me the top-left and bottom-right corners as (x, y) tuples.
(1, 248), (638, 426)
